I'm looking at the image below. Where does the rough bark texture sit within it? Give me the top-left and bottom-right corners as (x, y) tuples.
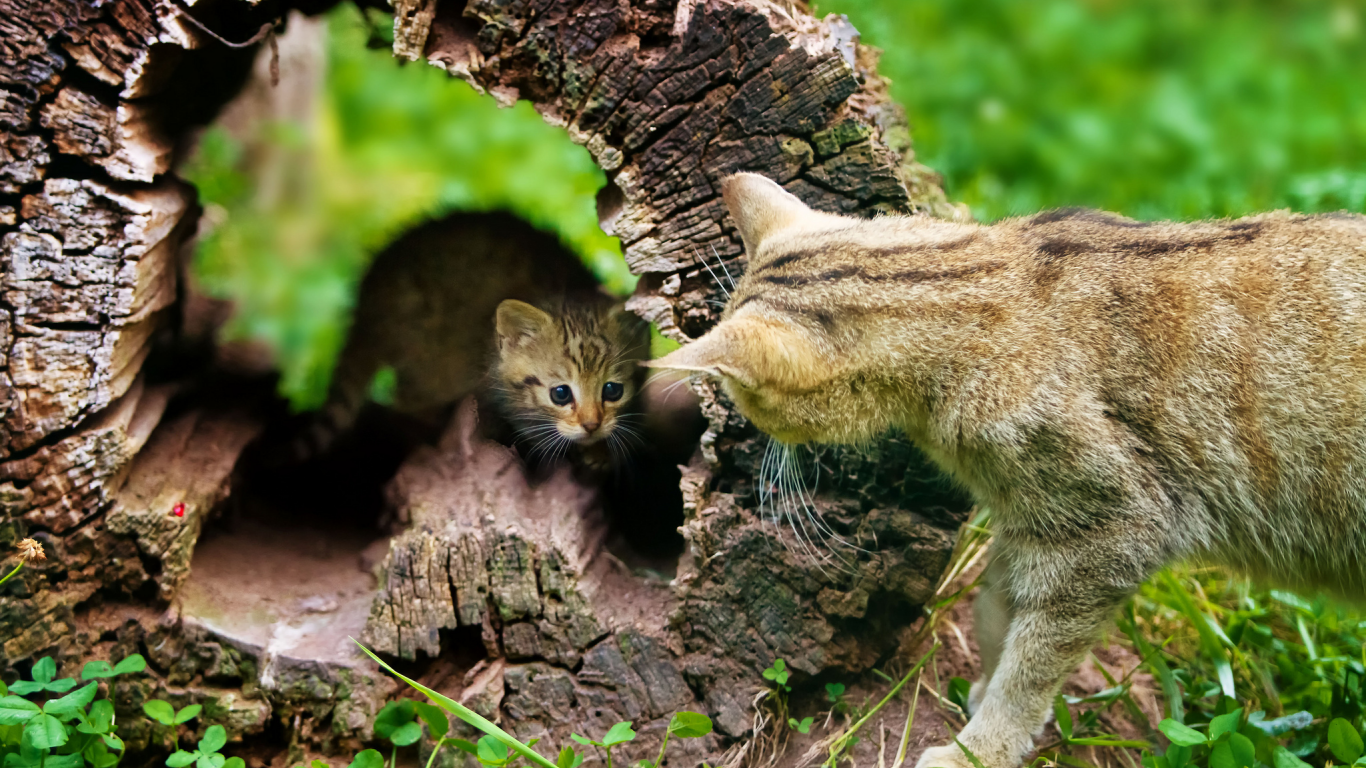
(0, 0), (972, 764)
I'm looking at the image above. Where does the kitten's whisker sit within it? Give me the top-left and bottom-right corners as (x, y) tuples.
(783, 446), (866, 556)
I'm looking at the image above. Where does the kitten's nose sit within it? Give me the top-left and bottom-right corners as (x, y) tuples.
(581, 418), (601, 434)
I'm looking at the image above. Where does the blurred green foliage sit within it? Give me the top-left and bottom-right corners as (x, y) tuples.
(183, 4), (629, 409)
(819, 0), (1366, 222)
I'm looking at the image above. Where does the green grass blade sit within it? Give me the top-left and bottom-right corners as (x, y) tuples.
(350, 639), (558, 768)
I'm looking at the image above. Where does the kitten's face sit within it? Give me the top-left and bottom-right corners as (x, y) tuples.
(495, 300), (648, 448)
(647, 173), (887, 446)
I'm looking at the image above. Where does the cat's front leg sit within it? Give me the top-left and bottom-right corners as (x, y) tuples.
(967, 556), (1011, 715)
(916, 535), (1155, 768)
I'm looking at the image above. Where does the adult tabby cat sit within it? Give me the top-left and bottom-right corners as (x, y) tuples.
(649, 173), (1366, 768)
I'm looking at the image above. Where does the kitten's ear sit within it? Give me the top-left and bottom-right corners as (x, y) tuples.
(722, 173), (813, 252)
(645, 316), (825, 391)
(496, 300), (554, 347)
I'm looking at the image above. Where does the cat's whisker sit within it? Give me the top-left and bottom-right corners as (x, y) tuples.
(782, 446), (867, 557)
(780, 446), (856, 574)
(695, 246), (732, 300)
(710, 244), (738, 292)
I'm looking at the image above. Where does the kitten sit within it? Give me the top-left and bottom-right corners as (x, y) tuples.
(649, 173), (1366, 768)
(298, 211), (644, 468)
(492, 297), (650, 471)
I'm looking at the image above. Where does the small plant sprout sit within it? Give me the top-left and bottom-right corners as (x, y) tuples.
(761, 660), (790, 692)
(640, 712), (712, 768)
(0, 653), (146, 768)
(788, 717), (814, 735)
(166, 725), (243, 768)
(570, 722), (635, 768)
(142, 700), (203, 752)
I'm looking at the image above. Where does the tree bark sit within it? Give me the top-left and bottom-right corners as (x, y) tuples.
(0, 0), (972, 764)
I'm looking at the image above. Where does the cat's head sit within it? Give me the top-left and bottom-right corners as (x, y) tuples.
(647, 173), (894, 446)
(494, 299), (649, 447)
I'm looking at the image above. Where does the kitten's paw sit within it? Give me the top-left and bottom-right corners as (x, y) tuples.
(915, 744), (980, 768)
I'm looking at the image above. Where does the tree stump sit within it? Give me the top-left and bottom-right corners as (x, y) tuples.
(0, 0), (974, 764)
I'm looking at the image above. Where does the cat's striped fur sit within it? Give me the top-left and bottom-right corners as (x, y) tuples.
(650, 173), (1366, 768)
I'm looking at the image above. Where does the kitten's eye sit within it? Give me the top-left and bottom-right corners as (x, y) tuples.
(549, 385), (574, 406)
(602, 382), (624, 402)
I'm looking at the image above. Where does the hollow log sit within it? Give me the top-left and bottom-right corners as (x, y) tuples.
(0, 0), (973, 764)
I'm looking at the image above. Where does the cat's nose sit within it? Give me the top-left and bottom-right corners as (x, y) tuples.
(581, 418), (601, 434)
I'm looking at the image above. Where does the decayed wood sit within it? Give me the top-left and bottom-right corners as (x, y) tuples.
(105, 403), (266, 600)
(1, 0), (971, 762)
(366, 399), (714, 762)
(2, 177), (192, 455)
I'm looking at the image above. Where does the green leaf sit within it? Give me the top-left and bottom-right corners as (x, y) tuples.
(602, 722), (637, 747)
(87, 700), (114, 734)
(311, 761), (329, 768)
(143, 700), (176, 726)
(477, 735), (511, 766)
(569, 734), (596, 747)
(1053, 697), (1073, 741)
(1208, 709), (1243, 741)
(389, 721), (422, 747)
(1166, 744), (1191, 768)
(414, 702), (448, 740)
(825, 683), (845, 702)
(555, 748), (582, 768)
(668, 712), (713, 738)
(24, 713), (68, 750)
(1159, 719), (1208, 747)
(1209, 740), (1234, 768)
(1272, 746), (1314, 768)
(176, 704), (204, 725)
(947, 678), (972, 713)
(350, 640), (559, 768)
(112, 655), (147, 676)
(43, 754), (83, 768)
(372, 701), (416, 740)
(0, 697), (40, 725)
(199, 724), (228, 755)
(42, 679), (77, 695)
(346, 750), (383, 768)
(791, 717), (813, 735)
(1330, 719), (1364, 764)
(1227, 733), (1254, 768)
(30, 658), (55, 685)
(224, 759), (246, 768)
(44, 682), (98, 719)
(80, 662), (115, 681)
(451, 740), (479, 756)
(198, 753), (227, 768)
(6, 682), (42, 696)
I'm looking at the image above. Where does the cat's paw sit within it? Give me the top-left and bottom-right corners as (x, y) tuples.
(968, 680), (987, 716)
(915, 744), (980, 768)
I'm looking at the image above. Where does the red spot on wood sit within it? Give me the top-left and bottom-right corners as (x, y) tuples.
(172, 502), (185, 518)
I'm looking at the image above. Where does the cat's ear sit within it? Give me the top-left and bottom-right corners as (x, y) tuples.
(645, 315), (824, 391)
(496, 300), (554, 347)
(722, 173), (814, 252)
